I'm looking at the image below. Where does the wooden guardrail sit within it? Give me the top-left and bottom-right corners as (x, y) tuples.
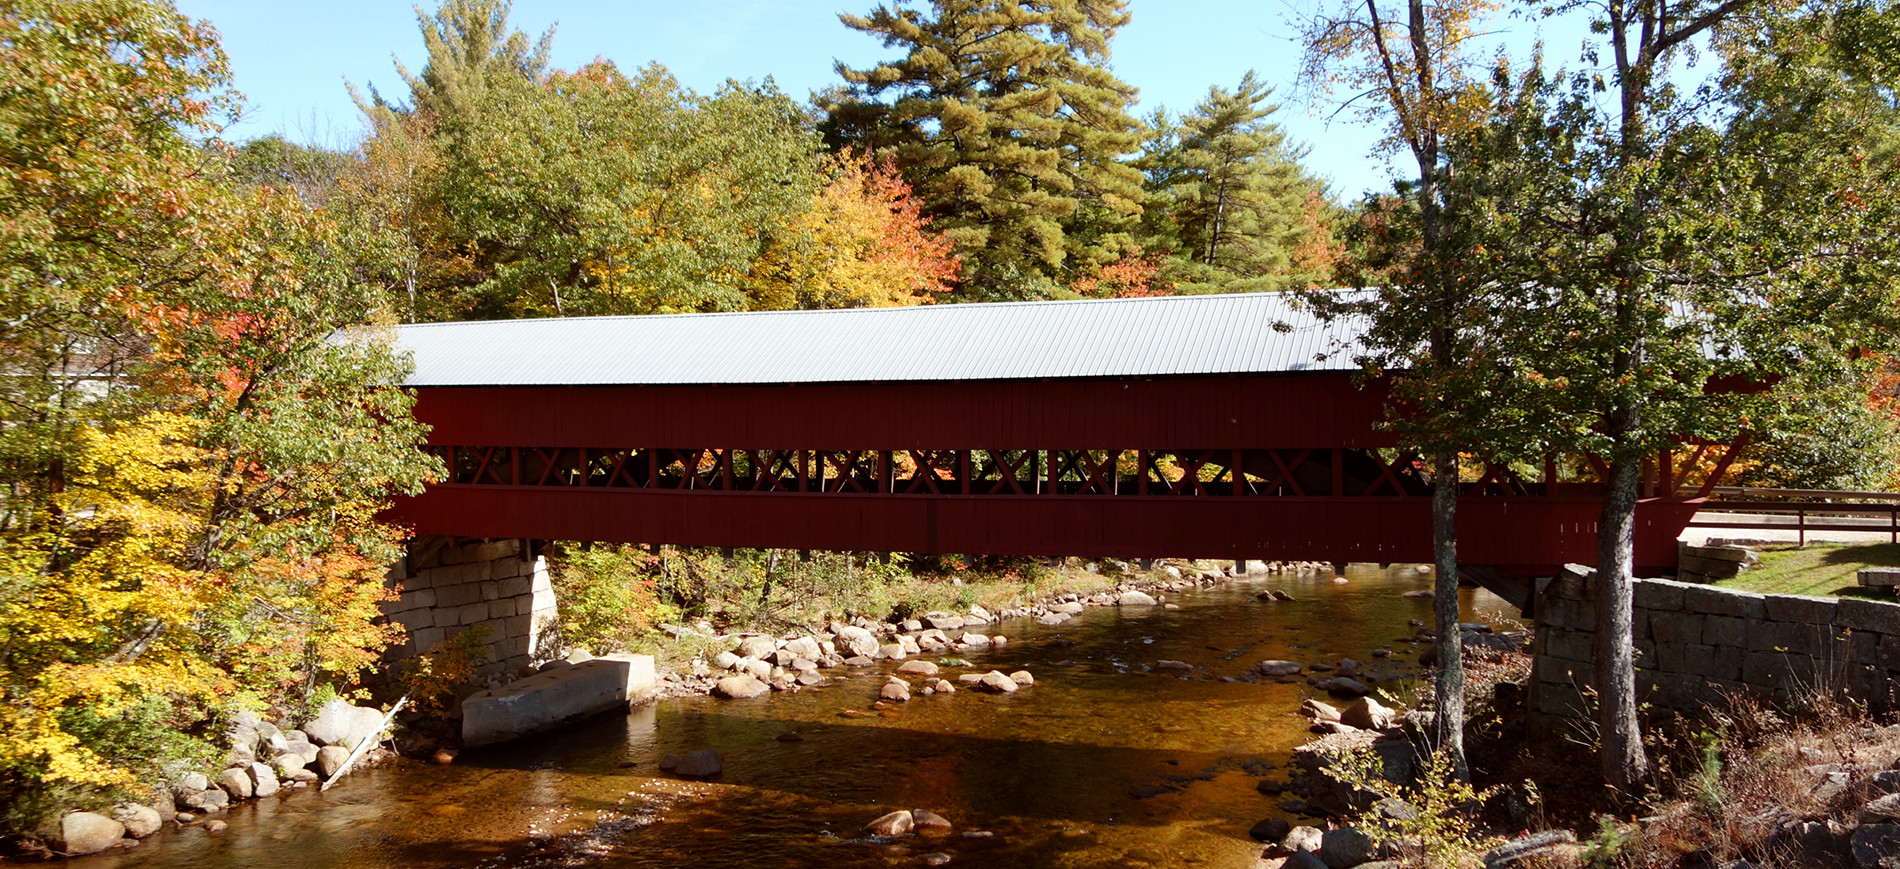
(1688, 487), (1900, 545)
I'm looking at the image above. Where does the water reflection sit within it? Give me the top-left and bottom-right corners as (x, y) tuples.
(75, 565), (1509, 869)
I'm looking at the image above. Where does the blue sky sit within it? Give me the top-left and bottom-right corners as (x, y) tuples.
(175, 1), (1608, 200)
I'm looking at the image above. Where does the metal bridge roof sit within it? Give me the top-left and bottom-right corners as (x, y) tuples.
(393, 292), (1365, 387)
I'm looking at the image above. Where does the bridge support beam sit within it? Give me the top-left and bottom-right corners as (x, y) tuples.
(383, 536), (558, 677)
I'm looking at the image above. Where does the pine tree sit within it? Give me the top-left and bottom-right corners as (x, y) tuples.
(1143, 71), (1330, 293)
(826, 0), (1148, 301)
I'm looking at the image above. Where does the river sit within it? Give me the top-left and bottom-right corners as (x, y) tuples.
(72, 565), (1511, 869)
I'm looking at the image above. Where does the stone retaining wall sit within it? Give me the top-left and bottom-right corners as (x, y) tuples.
(381, 536), (558, 676)
(1533, 565), (1900, 720)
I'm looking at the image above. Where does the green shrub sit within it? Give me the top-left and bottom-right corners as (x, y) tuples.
(551, 545), (679, 653)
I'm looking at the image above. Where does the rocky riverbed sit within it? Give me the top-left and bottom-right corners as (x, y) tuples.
(61, 562), (1510, 869)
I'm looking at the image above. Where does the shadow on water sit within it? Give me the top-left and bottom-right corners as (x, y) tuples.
(72, 565), (1510, 869)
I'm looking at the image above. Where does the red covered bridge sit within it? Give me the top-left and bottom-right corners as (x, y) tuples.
(384, 293), (1728, 588)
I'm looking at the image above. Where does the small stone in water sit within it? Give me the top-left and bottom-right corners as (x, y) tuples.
(204, 820), (227, 835)
(865, 810), (914, 836)
(922, 853), (952, 866)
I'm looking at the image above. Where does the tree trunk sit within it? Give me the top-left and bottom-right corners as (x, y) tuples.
(1431, 447), (1467, 776)
(1595, 434), (1650, 792)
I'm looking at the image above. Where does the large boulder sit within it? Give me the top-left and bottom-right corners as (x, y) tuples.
(56, 811), (124, 855)
(781, 636), (823, 661)
(248, 761), (280, 798)
(712, 674), (770, 699)
(1117, 590), (1158, 606)
(111, 803), (162, 839)
(1320, 827), (1379, 868)
(302, 699), (386, 750)
(977, 671), (1019, 693)
(1341, 697), (1396, 731)
(217, 767), (253, 800)
(180, 788), (229, 813)
(735, 636), (777, 660)
(315, 745), (351, 779)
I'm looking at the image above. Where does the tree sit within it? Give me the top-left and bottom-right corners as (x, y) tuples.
(421, 61), (821, 316)
(747, 151), (960, 310)
(0, 0), (435, 830)
(1297, 0), (1505, 777)
(1141, 71), (1333, 293)
(379, 0), (552, 123)
(1444, 0), (1900, 791)
(825, 0), (1148, 301)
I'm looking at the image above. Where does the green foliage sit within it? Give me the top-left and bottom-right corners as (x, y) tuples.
(1579, 815), (1639, 867)
(400, 625), (492, 717)
(1733, 363), (1900, 491)
(1328, 745), (1508, 868)
(825, 0), (1148, 300)
(550, 545), (678, 654)
(1138, 71), (1334, 293)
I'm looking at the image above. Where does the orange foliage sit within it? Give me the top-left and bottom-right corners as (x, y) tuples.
(1072, 250), (1168, 299)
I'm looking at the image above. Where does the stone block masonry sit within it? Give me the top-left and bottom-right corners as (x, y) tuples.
(1532, 564), (1900, 722)
(382, 536), (558, 677)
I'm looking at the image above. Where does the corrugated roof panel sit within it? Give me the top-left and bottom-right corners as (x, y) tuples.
(391, 292), (1368, 387)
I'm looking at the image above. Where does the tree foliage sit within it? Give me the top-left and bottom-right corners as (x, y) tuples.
(0, 0), (435, 830)
(825, 0), (1149, 301)
(1139, 72), (1337, 293)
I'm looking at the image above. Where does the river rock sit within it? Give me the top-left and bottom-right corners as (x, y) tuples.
(217, 767), (253, 800)
(302, 699), (386, 750)
(782, 636), (823, 660)
(1281, 851), (1329, 869)
(1341, 697), (1395, 730)
(673, 749), (723, 777)
(1284, 825), (1324, 852)
(1049, 601), (1085, 615)
(181, 788), (228, 813)
(865, 809), (914, 835)
(713, 650), (741, 670)
(897, 660), (940, 676)
(925, 613), (965, 630)
(1301, 698), (1342, 723)
(735, 636), (777, 660)
(248, 761), (280, 798)
(933, 679), (957, 694)
(922, 852), (951, 866)
(876, 643), (908, 660)
(968, 604), (992, 622)
(881, 679), (912, 702)
(959, 633), (992, 649)
(902, 619), (924, 632)
(316, 745), (350, 779)
(1009, 670), (1034, 686)
(991, 635), (1007, 646)
(1320, 827), (1378, 868)
(978, 671), (1019, 693)
(1259, 660), (1302, 677)
(1854, 824), (1900, 867)
(1038, 613), (1071, 626)
(1483, 829), (1579, 866)
(1321, 677), (1372, 697)
(713, 673), (770, 699)
(844, 655), (875, 667)
(55, 811), (123, 856)
(1117, 590), (1158, 606)
(112, 804), (162, 839)
(914, 809), (954, 833)
(795, 671), (828, 686)
(204, 819), (227, 834)
(1156, 660), (1192, 672)
(1250, 817), (1292, 842)
(897, 634), (921, 655)
(177, 771), (209, 793)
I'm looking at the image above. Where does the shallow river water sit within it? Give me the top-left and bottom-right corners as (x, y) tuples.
(72, 566), (1510, 869)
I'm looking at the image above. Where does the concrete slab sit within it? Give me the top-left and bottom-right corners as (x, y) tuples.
(1859, 568), (1900, 588)
(463, 654), (656, 747)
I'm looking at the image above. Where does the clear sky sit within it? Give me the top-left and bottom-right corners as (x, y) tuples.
(173, 1), (1604, 200)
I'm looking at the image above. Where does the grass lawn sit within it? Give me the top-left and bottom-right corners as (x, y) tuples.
(1711, 542), (1900, 598)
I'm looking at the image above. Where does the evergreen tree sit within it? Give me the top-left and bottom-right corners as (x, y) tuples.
(382, 0), (552, 122)
(1143, 71), (1330, 292)
(825, 0), (1148, 301)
